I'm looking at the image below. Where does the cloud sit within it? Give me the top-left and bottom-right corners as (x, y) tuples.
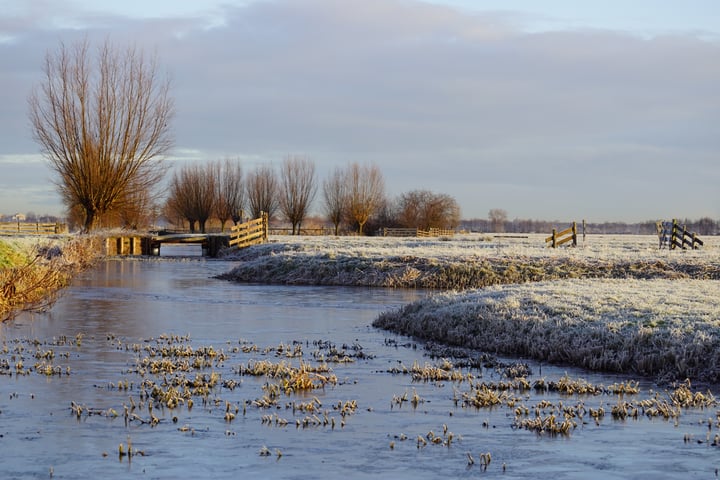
(0, 0), (718, 220)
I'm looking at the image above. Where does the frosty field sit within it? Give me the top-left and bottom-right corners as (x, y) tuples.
(223, 234), (720, 384)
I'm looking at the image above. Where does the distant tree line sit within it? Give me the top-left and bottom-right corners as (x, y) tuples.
(462, 210), (720, 236)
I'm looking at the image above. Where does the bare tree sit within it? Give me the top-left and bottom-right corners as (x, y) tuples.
(322, 166), (347, 235)
(28, 39), (173, 232)
(214, 158), (245, 232)
(397, 190), (461, 230)
(166, 163), (216, 233)
(345, 162), (385, 235)
(165, 171), (196, 232)
(488, 208), (508, 233)
(246, 164), (278, 219)
(278, 156), (316, 235)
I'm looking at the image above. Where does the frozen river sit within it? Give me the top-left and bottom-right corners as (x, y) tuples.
(0, 259), (718, 479)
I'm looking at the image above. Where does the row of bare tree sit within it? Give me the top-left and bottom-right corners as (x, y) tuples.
(164, 155), (461, 235)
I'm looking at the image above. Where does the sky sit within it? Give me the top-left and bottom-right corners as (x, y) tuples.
(0, 0), (718, 222)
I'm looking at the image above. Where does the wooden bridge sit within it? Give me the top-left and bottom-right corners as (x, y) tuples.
(104, 213), (269, 257)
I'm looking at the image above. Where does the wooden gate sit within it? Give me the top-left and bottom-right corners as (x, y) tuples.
(656, 219), (703, 250)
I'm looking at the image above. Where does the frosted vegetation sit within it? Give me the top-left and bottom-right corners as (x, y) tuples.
(375, 278), (720, 384)
(222, 234), (720, 383)
(220, 234), (720, 288)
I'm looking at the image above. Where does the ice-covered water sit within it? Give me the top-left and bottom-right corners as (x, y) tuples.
(0, 259), (718, 479)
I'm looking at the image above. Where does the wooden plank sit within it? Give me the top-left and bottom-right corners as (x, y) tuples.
(556, 226), (574, 237)
(230, 218), (263, 233)
(229, 228), (265, 246)
(229, 230), (264, 246)
(556, 235), (575, 246)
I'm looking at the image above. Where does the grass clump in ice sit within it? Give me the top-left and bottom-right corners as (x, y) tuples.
(373, 278), (720, 384)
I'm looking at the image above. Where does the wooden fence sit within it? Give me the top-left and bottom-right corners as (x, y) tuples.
(0, 221), (67, 235)
(382, 227), (455, 238)
(268, 227), (334, 236)
(229, 212), (268, 248)
(545, 222), (578, 248)
(656, 219), (703, 250)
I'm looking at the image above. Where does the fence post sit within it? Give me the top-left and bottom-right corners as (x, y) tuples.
(551, 229), (557, 248)
(671, 219), (677, 250)
(262, 212), (269, 242)
(572, 222), (577, 247)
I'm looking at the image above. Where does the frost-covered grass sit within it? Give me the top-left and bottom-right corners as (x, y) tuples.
(219, 234), (720, 383)
(0, 235), (101, 321)
(373, 278), (720, 384)
(219, 234), (720, 288)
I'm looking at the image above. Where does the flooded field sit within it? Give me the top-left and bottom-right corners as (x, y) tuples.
(1, 259), (719, 479)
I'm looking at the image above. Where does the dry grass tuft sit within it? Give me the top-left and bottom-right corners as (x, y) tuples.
(0, 236), (101, 321)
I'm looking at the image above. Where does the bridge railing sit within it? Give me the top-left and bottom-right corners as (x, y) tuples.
(229, 212), (268, 248)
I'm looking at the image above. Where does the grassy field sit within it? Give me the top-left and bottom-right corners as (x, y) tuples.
(220, 234), (720, 288)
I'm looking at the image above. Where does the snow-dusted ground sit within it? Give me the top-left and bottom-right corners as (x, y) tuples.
(229, 233), (719, 262)
(221, 233), (720, 383)
(220, 233), (720, 288)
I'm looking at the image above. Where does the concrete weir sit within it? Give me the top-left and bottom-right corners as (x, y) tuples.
(103, 234), (230, 257)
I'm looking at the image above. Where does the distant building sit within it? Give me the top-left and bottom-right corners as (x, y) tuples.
(12, 213), (26, 222)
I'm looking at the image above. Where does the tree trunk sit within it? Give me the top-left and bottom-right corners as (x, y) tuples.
(83, 209), (97, 233)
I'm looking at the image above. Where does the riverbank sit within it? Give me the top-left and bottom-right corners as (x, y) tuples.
(374, 278), (720, 384)
(221, 234), (720, 383)
(0, 235), (101, 321)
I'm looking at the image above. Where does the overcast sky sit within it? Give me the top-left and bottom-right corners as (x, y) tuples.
(1, 0), (718, 222)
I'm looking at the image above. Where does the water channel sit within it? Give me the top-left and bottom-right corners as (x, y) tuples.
(1, 259), (718, 479)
